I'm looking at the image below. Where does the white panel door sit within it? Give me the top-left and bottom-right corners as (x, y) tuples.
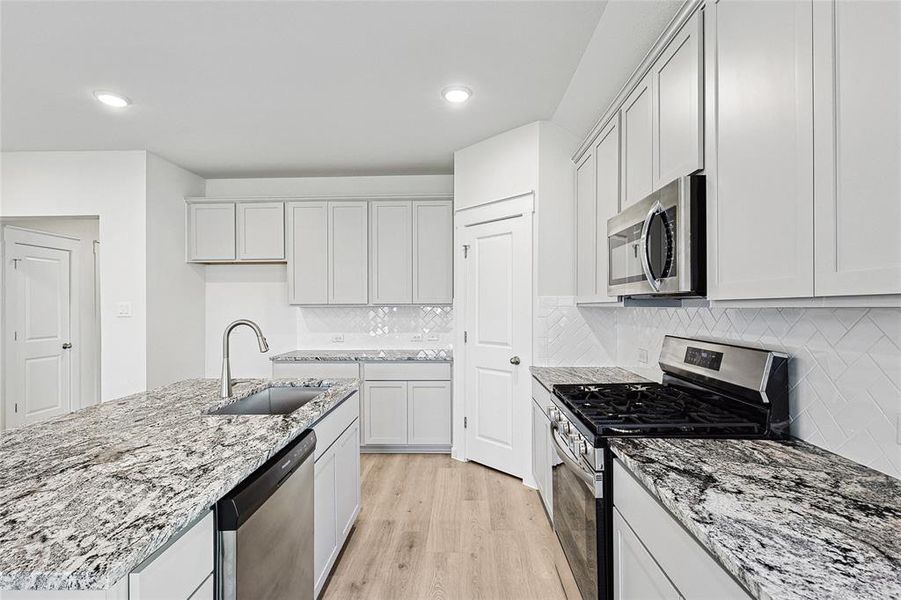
(412, 200), (453, 304)
(613, 509), (683, 600)
(362, 381), (408, 445)
(408, 380), (451, 445)
(335, 420), (361, 540)
(287, 202), (329, 304)
(652, 9), (703, 188)
(189, 202), (235, 261)
(621, 74), (654, 208)
(236, 201), (285, 261)
(813, 0), (901, 296)
(313, 450), (338, 596)
(370, 200), (413, 304)
(462, 214), (531, 478)
(707, 0), (814, 300)
(5, 235), (74, 428)
(575, 149), (597, 297)
(594, 116), (622, 302)
(328, 201), (369, 304)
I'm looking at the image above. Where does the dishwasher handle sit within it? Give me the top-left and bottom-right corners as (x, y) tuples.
(217, 429), (317, 531)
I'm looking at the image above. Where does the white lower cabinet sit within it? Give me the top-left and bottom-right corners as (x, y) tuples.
(613, 459), (751, 599)
(313, 410), (361, 598)
(408, 380), (452, 445)
(362, 381), (409, 445)
(530, 399), (552, 519)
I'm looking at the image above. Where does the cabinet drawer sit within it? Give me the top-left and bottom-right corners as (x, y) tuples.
(363, 362), (451, 381)
(129, 511), (213, 600)
(312, 391), (360, 460)
(272, 361), (360, 379)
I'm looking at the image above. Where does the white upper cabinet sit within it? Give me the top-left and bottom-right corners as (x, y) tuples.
(594, 116), (621, 302)
(287, 201), (329, 304)
(652, 10), (703, 189)
(706, 0), (814, 300)
(370, 200), (413, 304)
(813, 0), (901, 296)
(412, 200), (453, 304)
(328, 201), (369, 304)
(236, 201), (285, 261)
(576, 149), (597, 297)
(188, 203), (235, 261)
(620, 74), (654, 208)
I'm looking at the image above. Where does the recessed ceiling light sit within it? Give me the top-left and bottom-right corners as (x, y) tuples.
(93, 90), (131, 108)
(442, 86), (472, 104)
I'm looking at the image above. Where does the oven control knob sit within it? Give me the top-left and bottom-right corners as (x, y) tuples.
(578, 440), (589, 456)
(549, 408), (560, 422)
(561, 421), (572, 435)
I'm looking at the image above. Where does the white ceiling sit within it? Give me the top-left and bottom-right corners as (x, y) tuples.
(1, 1), (605, 177)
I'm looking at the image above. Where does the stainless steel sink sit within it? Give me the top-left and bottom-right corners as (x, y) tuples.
(210, 386), (328, 415)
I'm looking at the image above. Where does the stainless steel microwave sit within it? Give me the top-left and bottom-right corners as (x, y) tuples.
(606, 175), (705, 298)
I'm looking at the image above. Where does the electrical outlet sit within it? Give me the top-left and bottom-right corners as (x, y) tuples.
(426, 333), (440, 342)
(638, 348), (649, 365)
(116, 302), (132, 318)
(411, 334), (423, 342)
(331, 334), (344, 343)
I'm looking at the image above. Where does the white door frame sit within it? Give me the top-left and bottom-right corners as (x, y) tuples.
(451, 192), (534, 485)
(1, 226), (81, 430)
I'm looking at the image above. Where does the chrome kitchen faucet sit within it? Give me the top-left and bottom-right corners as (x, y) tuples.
(220, 319), (269, 398)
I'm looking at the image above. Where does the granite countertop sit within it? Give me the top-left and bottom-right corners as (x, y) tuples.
(529, 365), (649, 390)
(610, 438), (901, 600)
(0, 377), (359, 591)
(271, 348), (453, 362)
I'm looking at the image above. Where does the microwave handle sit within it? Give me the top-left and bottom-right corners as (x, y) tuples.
(639, 201), (664, 292)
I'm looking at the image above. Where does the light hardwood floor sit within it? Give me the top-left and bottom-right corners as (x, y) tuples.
(322, 453), (580, 600)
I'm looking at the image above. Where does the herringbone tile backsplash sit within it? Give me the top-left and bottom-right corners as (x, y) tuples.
(297, 305), (454, 347)
(537, 297), (901, 479)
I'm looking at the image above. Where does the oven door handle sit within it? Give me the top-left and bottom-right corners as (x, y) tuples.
(639, 200), (664, 292)
(551, 427), (601, 497)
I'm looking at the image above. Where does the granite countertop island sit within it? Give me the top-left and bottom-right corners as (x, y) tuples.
(271, 348), (452, 362)
(0, 377), (359, 591)
(610, 438), (901, 600)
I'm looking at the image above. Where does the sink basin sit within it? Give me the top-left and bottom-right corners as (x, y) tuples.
(210, 386), (328, 415)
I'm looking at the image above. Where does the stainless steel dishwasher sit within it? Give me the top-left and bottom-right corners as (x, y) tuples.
(216, 429), (316, 600)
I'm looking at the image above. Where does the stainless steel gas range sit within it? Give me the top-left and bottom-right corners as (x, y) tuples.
(548, 336), (790, 600)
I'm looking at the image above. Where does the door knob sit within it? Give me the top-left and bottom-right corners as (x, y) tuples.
(62, 343), (72, 350)
(510, 356), (521, 365)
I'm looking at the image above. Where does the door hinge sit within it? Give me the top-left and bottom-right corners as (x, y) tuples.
(463, 244), (470, 258)
(11, 258), (21, 270)
(14, 403), (18, 413)
(13, 331), (17, 341)
(464, 331), (468, 343)
(464, 416), (467, 428)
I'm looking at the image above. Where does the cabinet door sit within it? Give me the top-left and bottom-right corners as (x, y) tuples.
(621, 74), (654, 208)
(129, 512), (214, 600)
(407, 380), (451, 445)
(412, 200), (453, 304)
(287, 201), (329, 304)
(188, 203), (235, 261)
(652, 10), (703, 188)
(706, 0), (814, 300)
(370, 200), (413, 304)
(335, 420), (361, 540)
(813, 0), (901, 296)
(363, 381), (408, 445)
(594, 116), (621, 302)
(575, 149), (597, 297)
(328, 201), (369, 304)
(531, 401), (551, 518)
(613, 509), (683, 600)
(314, 450), (338, 596)
(236, 201), (285, 261)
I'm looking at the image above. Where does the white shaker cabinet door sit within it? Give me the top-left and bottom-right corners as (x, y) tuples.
(575, 149), (597, 298)
(412, 200), (453, 304)
(328, 201), (369, 304)
(236, 201), (285, 261)
(363, 381), (408, 445)
(706, 0), (814, 300)
(313, 450), (338, 596)
(370, 200), (413, 304)
(407, 380), (451, 445)
(620, 74), (654, 208)
(188, 202), (235, 261)
(613, 509), (683, 600)
(813, 0), (901, 296)
(287, 201), (329, 305)
(594, 116), (622, 302)
(335, 420), (362, 541)
(652, 9), (703, 188)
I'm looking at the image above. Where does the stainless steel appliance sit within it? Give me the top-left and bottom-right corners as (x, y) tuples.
(606, 175), (704, 298)
(549, 336), (789, 600)
(216, 430), (316, 600)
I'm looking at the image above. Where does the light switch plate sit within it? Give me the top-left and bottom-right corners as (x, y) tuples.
(116, 302), (132, 318)
(638, 348), (649, 364)
(426, 333), (440, 342)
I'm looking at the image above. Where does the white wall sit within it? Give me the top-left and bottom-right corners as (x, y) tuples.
(205, 174), (452, 197)
(146, 153), (206, 387)
(0, 151), (148, 400)
(536, 122), (578, 296)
